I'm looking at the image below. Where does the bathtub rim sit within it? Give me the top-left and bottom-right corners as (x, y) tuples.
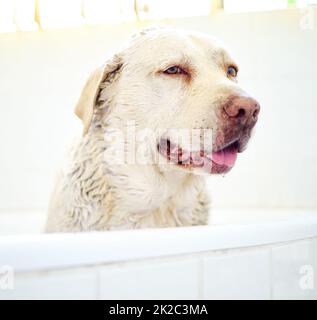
(1, 213), (317, 272)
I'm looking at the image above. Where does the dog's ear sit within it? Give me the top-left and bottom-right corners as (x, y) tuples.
(75, 54), (123, 135)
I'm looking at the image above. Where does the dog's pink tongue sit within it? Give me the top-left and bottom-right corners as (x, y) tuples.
(212, 146), (238, 167)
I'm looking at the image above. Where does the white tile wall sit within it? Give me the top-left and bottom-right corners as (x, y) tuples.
(98, 258), (200, 300)
(1, 237), (316, 300)
(271, 240), (317, 300)
(202, 248), (271, 299)
(0, 268), (97, 300)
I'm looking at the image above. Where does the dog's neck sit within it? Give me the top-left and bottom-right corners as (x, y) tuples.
(47, 122), (210, 233)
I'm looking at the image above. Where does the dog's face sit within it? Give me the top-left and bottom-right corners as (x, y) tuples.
(76, 28), (260, 175)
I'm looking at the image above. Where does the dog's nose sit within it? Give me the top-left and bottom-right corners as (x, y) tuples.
(223, 96), (260, 126)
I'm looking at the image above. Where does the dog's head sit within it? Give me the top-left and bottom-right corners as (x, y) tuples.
(75, 27), (260, 175)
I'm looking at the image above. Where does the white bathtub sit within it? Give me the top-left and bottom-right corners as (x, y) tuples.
(0, 208), (316, 300)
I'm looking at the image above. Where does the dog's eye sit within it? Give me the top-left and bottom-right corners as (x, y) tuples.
(227, 66), (238, 78)
(163, 66), (185, 75)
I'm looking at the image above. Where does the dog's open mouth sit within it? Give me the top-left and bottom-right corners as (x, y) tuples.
(157, 138), (240, 174)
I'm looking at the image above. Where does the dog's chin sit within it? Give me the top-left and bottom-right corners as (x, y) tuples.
(157, 137), (249, 175)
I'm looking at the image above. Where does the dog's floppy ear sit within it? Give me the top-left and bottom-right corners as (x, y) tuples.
(75, 55), (123, 135)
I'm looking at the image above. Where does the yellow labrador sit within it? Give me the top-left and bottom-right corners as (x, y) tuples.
(46, 27), (260, 232)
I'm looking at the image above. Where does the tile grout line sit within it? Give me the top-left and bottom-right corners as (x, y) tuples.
(269, 246), (274, 300)
(96, 267), (101, 300)
(197, 258), (204, 300)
